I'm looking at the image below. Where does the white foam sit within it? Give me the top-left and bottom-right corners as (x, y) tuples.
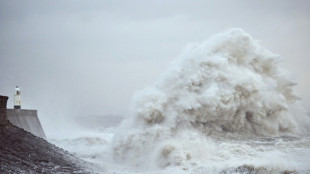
(111, 28), (310, 171)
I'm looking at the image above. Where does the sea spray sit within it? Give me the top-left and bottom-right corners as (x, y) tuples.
(112, 28), (310, 170)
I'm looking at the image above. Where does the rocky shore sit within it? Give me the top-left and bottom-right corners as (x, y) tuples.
(0, 109), (93, 173)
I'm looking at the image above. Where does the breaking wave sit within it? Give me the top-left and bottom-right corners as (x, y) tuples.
(112, 29), (310, 170)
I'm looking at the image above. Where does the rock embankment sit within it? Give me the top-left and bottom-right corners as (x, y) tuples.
(0, 109), (93, 173)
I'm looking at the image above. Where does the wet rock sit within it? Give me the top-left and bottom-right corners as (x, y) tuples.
(0, 109), (93, 173)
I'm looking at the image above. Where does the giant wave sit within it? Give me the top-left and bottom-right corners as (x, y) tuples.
(112, 29), (310, 171)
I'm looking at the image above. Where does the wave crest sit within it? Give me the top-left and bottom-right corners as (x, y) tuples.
(112, 28), (310, 168)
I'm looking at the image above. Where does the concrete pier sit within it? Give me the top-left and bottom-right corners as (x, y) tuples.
(6, 109), (46, 139)
(0, 99), (89, 173)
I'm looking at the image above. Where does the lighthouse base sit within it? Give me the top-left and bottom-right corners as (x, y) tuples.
(14, 105), (21, 109)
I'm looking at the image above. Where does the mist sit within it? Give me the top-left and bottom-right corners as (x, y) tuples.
(1, 0), (310, 138)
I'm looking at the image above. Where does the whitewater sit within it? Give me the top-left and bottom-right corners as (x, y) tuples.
(51, 29), (310, 174)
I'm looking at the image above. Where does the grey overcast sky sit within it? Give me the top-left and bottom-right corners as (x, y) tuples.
(1, 0), (310, 135)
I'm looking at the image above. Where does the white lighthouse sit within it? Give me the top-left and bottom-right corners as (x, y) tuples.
(14, 86), (21, 109)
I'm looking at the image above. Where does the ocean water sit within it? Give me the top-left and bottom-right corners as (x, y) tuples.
(51, 29), (310, 174)
(51, 121), (310, 174)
